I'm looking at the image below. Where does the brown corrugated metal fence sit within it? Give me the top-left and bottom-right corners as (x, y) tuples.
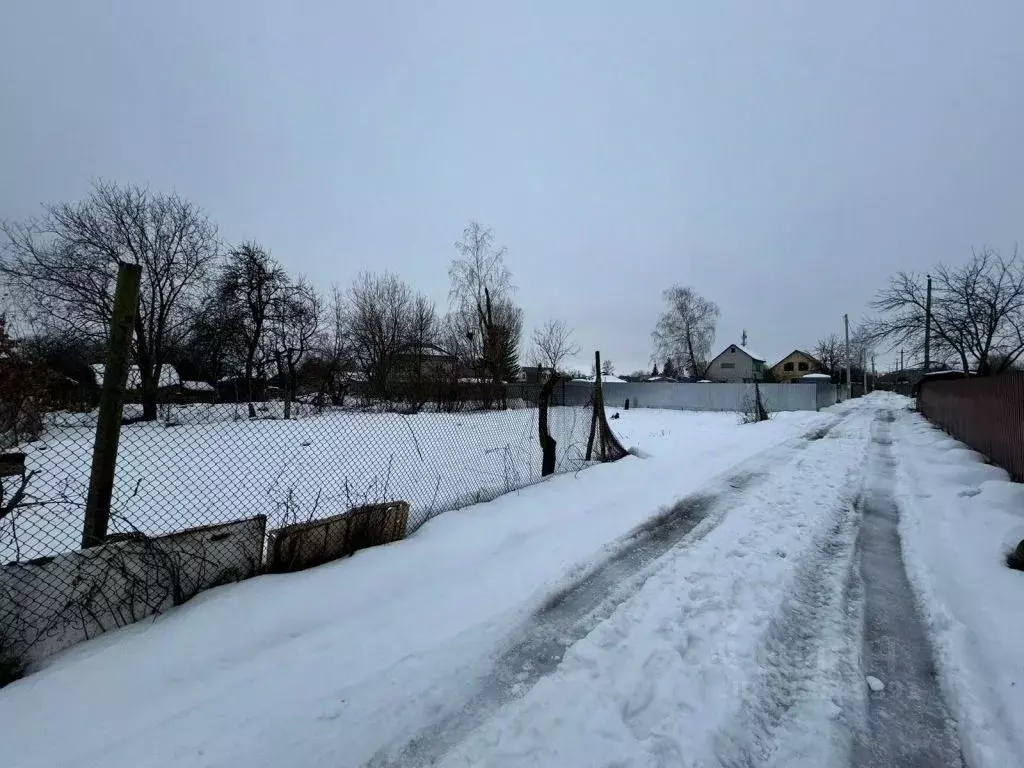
(917, 372), (1024, 482)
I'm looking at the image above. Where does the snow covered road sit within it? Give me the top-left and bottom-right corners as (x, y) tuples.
(3, 396), (1020, 767)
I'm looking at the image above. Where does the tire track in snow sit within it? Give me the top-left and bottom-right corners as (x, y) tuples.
(709, 488), (865, 768)
(368, 416), (848, 767)
(850, 410), (963, 768)
(710, 407), (964, 768)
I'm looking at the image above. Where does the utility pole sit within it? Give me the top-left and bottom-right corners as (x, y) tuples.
(900, 348), (904, 373)
(844, 313), (851, 400)
(923, 274), (932, 373)
(872, 354), (877, 391)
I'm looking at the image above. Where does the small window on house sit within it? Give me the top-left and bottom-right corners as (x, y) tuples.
(730, 346), (736, 353)
(784, 362), (794, 371)
(798, 362), (809, 371)
(721, 362), (735, 369)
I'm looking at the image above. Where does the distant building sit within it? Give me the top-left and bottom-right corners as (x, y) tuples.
(90, 364), (181, 391)
(771, 350), (825, 382)
(706, 344), (766, 383)
(518, 365), (550, 385)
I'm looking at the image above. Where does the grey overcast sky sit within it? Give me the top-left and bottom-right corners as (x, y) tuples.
(3, 2), (1023, 374)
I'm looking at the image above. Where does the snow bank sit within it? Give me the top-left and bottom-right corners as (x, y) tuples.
(890, 396), (1024, 768)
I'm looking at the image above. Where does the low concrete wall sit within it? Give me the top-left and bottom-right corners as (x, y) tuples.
(564, 381), (834, 412)
(267, 501), (409, 573)
(1, 516), (265, 665)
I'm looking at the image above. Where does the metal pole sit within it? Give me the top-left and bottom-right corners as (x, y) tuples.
(844, 314), (851, 399)
(924, 274), (932, 373)
(82, 262), (142, 548)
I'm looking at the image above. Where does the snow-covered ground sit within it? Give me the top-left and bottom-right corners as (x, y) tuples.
(2, 396), (1021, 767)
(5, 404), (594, 561)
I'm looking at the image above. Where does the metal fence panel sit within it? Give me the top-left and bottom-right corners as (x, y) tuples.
(588, 381), (824, 412)
(918, 373), (1024, 481)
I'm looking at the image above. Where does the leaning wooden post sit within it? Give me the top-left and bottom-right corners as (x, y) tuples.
(82, 262), (141, 548)
(585, 350), (602, 461)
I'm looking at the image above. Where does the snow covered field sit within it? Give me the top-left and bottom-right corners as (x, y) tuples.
(5, 404), (594, 561)
(2, 397), (1021, 767)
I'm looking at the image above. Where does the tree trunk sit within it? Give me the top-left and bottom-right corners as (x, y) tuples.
(133, 317), (158, 422)
(539, 374), (559, 475)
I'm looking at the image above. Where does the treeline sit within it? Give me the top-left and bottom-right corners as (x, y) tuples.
(0, 181), (529, 421)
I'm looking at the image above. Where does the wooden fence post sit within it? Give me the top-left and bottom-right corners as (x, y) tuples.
(82, 262), (141, 548)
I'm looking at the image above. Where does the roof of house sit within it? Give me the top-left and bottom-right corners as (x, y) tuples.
(711, 343), (766, 364)
(397, 343), (456, 358)
(773, 349), (824, 368)
(570, 374), (627, 384)
(91, 364), (180, 389)
(180, 380), (215, 392)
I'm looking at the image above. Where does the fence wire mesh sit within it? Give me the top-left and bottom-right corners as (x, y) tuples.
(1, 379), (621, 668)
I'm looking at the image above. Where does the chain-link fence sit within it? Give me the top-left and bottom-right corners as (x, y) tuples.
(1, 377), (625, 673)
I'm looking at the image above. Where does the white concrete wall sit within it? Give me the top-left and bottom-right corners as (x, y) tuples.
(562, 381), (833, 412)
(1, 516), (265, 666)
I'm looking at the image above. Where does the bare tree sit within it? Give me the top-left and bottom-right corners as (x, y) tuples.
(401, 293), (440, 407)
(592, 358), (615, 377)
(215, 242), (288, 407)
(813, 334), (844, 377)
(314, 285), (355, 405)
(1, 182), (219, 420)
(652, 286), (719, 379)
(449, 222), (521, 390)
(186, 291), (244, 385)
(865, 249), (1024, 375)
(269, 278), (322, 418)
(530, 318), (580, 372)
(346, 272), (415, 399)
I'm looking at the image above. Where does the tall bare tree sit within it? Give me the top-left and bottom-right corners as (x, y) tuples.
(0, 181), (219, 420)
(530, 318), (580, 372)
(314, 286), (355, 405)
(215, 242), (288, 406)
(269, 278), (322, 418)
(813, 334), (844, 377)
(449, 222), (520, 388)
(652, 286), (719, 380)
(346, 272), (415, 399)
(865, 249), (1024, 375)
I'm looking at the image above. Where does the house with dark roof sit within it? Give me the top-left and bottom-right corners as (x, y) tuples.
(706, 344), (766, 383)
(771, 350), (826, 382)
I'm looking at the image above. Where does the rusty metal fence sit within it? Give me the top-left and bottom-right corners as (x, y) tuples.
(917, 372), (1024, 482)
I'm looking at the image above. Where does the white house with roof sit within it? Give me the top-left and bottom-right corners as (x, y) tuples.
(706, 344), (766, 383)
(90, 364), (181, 391)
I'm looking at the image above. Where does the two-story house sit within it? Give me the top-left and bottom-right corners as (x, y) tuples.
(706, 344), (766, 382)
(771, 350), (826, 382)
